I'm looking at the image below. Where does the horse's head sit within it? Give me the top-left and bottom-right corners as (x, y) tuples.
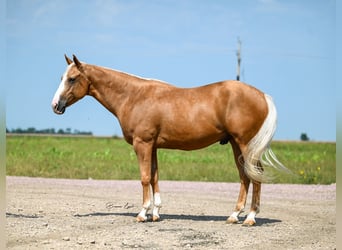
(51, 54), (90, 114)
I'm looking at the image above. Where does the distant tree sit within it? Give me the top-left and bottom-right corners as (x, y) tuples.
(300, 133), (309, 141)
(7, 127), (92, 135)
(27, 127), (36, 133)
(12, 128), (23, 133)
(57, 129), (65, 134)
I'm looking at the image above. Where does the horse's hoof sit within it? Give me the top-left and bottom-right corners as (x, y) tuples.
(242, 219), (256, 226)
(226, 216), (239, 224)
(136, 215), (147, 222)
(152, 215), (160, 222)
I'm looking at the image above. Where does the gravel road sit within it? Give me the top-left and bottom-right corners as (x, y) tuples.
(6, 176), (335, 249)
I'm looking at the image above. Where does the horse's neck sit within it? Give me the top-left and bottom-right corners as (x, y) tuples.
(85, 64), (143, 117)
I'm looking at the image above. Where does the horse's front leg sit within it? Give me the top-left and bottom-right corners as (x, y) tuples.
(151, 148), (161, 221)
(134, 138), (154, 222)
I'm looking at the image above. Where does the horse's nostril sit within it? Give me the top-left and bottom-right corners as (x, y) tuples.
(59, 106), (66, 114)
(53, 100), (66, 114)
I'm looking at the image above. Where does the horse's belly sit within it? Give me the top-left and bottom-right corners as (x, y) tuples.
(156, 132), (225, 150)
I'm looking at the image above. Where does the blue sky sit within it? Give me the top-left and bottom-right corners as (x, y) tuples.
(6, 0), (336, 141)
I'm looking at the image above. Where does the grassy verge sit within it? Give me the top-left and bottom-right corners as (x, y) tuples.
(6, 135), (335, 184)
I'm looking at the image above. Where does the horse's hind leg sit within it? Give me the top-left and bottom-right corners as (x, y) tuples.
(242, 180), (261, 226)
(151, 148), (162, 221)
(227, 141), (250, 224)
(227, 139), (262, 226)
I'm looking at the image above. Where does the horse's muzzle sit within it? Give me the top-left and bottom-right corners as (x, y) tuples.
(52, 100), (67, 115)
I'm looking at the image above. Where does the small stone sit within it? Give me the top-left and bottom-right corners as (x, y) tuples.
(62, 237), (70, 241)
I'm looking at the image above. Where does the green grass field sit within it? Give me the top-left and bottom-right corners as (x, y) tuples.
(6, 135), (335, 184)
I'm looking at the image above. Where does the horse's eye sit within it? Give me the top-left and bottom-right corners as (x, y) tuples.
(68, 77), (76, 84)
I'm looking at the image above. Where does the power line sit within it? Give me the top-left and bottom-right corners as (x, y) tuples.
(236, 37), (242, 81)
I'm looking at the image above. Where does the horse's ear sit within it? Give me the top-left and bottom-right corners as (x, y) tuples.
(73, 54), (83, 71)
(65, 54), (73, 65)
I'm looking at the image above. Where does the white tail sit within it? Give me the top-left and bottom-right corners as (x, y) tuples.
(242, 94), (288, 183)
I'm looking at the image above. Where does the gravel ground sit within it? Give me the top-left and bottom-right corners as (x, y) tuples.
(6, 176), (336, 249)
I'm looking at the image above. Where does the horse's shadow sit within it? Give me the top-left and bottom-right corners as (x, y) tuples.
(73, 212), (281, 226)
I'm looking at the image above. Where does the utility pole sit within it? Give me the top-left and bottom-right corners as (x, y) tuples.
(236, 37), (241, 81)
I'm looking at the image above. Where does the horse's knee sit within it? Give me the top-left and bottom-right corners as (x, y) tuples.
(140, 175), (151, 186)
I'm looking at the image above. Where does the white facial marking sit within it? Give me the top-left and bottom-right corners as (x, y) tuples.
(51, 64), (73, 107)
(52, 81), (64, 107)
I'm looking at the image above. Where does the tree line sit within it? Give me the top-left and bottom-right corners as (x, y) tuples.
(6, 127), (93, 136)
(6, 127), (310, 141)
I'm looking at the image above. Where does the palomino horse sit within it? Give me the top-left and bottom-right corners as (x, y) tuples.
(52, 54), (287, 226)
